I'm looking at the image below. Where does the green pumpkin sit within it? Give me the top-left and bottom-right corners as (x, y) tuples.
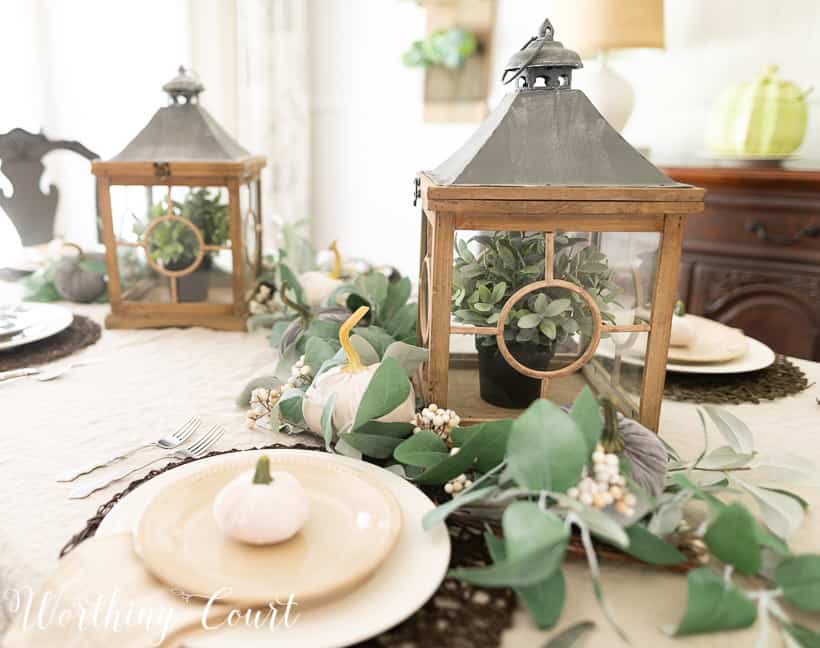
(706, 65), (811, 157)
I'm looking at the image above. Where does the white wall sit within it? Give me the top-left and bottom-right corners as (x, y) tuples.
(308, 0), (820, 278)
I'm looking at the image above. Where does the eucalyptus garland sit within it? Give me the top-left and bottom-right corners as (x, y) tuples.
(240, 236), (820, 645)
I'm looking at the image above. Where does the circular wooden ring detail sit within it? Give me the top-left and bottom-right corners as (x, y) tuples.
(141, 215), (206, 278)
(495, 279), (603, 380)
(419, 256), (432, 345)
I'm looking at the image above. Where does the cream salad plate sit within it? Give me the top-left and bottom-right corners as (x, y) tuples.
(0, 303), (73, 351)
(101, 449), (451, 647)
(134, 452), (402, 607)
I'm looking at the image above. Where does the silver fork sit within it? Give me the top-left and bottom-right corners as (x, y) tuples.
(69, 424), (225, 499)
(57, 417), (201, 482)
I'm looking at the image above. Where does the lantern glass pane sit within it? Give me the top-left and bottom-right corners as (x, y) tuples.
(109, 184), (234, 305)
(445, 228), (660, 422)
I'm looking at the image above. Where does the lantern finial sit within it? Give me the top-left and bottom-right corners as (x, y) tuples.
(162, 65), (204, 104)
(502, 17), (582, 89)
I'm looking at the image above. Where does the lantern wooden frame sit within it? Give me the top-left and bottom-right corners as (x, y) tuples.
(92, 158), (266, 330)
(415, 175), (705, 431)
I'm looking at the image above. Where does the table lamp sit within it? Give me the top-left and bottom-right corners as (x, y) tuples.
(551, 0), (665, 132)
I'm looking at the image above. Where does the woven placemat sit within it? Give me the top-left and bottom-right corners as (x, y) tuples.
(61, 443), (517, 648)
(664, 355), (811, 405)
(0, 314), (101, 371)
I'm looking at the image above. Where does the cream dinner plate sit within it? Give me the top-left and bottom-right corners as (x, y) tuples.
(598, 335), (776, 375)
(134, 453), (402, 606)
(99, 449), (451, 648)
(0, 303), (73, 351)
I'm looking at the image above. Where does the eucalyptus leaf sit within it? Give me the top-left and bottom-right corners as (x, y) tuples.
(507, 400), (588, 492)
(775, 555), (820, 611)
(353, 325), (396, 357)
(334, 436), (362, 460)
(352, 358), (411, 431)
(449, 538), (567, 588)
(518, 313), (542, 328)
(702, 405), (754, 454)
(486, 532), (566, 630)
(278, 389), (305, 424)
(393, 430), (449, 468)
(383, 341), (429, 377)
(235, 375), (278, 408)
(503, 502), (568, 561)
(624, 524), (687, 566)
(303, 337), (337, 375)
(703, 503), (762, 575)
(735, 478), (804, 539)
(782, 621), (820, 647)
(749, 453), (820, 486)
(569, 387), (602, 451)
(696, 445), (755, 470)
(669, 567), (757, 636)
(382, 276), (411, 322)
(385, 302), (417, 339)
(421, 485), (498, 531)
(341, 427), (407, 459)
(648, 490), (692, 536)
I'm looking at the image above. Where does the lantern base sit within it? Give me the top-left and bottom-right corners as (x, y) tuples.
(105, 312), (247, 331)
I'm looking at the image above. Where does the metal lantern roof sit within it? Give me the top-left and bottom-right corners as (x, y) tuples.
(110, 66), (251, 163)
(428, 19), (684, 189)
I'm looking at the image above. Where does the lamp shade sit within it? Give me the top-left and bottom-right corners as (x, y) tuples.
(550, 0), (664, 56)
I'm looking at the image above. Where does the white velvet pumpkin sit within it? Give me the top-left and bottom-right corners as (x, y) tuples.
(212, 457), (310, 545)
(301, 305), (416, 435)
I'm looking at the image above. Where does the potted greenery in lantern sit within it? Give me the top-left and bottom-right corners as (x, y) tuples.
(134, 188), (229, 302)
(452, 231), (619, 408)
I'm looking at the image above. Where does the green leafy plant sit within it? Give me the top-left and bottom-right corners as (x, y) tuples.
(452, 231), (620, 350)
(402, 28), (479, 70)
(134, 188), (228, 268)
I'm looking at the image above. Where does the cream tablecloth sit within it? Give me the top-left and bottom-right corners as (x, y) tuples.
(1, 303), (818, 647)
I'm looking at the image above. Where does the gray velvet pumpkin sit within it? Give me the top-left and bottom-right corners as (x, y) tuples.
(54, 252), (107, 303)
(615, 411), (668, 497)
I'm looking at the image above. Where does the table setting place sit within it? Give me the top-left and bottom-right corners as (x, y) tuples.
(3, 10), (820, 648)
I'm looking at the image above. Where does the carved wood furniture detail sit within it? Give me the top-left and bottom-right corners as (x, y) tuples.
(664, 165), (820, 361)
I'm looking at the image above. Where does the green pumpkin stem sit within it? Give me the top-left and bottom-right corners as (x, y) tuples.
(61, 242), (86, 261)
(280, 280), (311, 325)
(252, 456), (273, 485)
(600, 397), (625, 454)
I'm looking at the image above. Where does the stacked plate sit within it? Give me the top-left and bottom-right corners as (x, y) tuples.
(97, 449), (451, 647)
(0, 303), (74, 352)
(599, 313), (776, 374)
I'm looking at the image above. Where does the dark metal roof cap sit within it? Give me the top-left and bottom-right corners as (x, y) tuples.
(502, 19), (583, 86)
(162, 65), (204, 104)
(109, 67), (250, 162)
(428, 88), (684, 187)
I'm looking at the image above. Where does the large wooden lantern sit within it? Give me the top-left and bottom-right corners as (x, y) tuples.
(415, 19), (704, 431)
(92, 67), (266, 330)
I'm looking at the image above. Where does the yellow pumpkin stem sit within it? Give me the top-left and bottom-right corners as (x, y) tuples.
(329, 241), (342, 280)
(340, 306), (369, 373)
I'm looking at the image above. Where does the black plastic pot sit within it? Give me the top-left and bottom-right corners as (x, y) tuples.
(166, 259), (210, 303)
(476, 337), (554, 409)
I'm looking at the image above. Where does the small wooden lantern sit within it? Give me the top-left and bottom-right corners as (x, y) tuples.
(415, 19), (704, 431)
(92, 67), (266, 330)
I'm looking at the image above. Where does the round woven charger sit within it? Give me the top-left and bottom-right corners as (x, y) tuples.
(664, 355), (810, 405)
(0, 314), (101, 372)
(61, 444), (517, 648)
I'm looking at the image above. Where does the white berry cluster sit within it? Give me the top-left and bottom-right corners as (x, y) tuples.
(286, 356), (313, 389)
(246, 386), (280, 429)
(248, 282), (279, 315)
(566, 443), (637, 516)
(411, 404), (461, 446)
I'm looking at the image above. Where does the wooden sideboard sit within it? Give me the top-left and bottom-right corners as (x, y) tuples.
(661, 165), (820, 361)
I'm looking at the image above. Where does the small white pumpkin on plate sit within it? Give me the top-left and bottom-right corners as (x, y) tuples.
(669, 300), (695, 348)
(212, 456), (310, 545)
(302, 305), (415, 434)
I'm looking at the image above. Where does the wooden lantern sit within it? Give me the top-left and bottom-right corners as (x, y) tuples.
(414, 19), (704, 431)
(92, 67), (266, 330)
